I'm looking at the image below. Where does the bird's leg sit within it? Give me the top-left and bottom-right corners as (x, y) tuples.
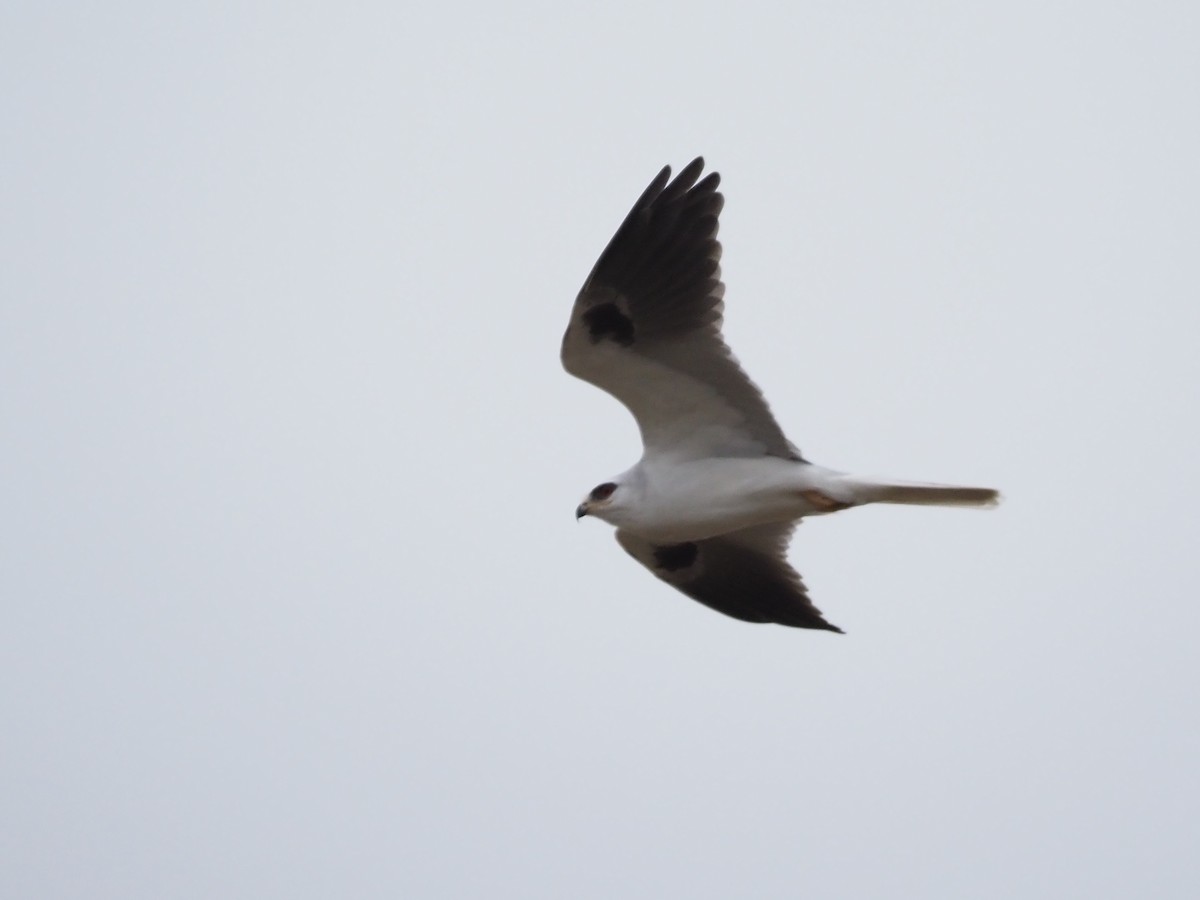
(800, 490), (852, 513)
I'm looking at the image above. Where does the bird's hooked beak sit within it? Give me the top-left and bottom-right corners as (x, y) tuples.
(575, 501), (590, 520)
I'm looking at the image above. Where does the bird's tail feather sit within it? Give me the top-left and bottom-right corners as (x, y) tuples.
(850, 478), (1001, 509)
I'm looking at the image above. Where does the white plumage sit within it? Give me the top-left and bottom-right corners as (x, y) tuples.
(562, 158), (998, 631)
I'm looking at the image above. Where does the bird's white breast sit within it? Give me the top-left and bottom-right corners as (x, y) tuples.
(623, 456), (835, 543)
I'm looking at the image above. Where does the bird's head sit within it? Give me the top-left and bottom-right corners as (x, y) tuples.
(575, 480), (622, 523)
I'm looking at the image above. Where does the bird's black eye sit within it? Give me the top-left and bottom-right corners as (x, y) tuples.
(590, 482), (617, 501)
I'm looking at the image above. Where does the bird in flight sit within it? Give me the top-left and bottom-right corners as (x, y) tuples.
(561, 158), (999, 632)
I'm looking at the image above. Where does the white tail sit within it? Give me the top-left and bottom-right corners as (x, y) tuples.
(850, 478), (1001, 509)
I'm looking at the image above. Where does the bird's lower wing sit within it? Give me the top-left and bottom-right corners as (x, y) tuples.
(615, 524), (842, 632)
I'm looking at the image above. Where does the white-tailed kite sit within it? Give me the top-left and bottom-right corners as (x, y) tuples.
(562, 158), (999, 632)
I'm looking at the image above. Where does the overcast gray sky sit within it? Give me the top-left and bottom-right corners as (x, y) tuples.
(3, 2), (1198, 898)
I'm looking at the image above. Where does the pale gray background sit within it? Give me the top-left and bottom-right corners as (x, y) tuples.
(3, 2), (1198, 898)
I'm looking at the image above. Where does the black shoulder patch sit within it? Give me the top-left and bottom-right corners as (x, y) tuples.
(654, 542), (698, 572)
(583, 302), (634, 346)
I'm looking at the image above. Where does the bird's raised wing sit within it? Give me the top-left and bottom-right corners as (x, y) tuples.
(561, 158), (800, 461)
(615, 523), (842, 631)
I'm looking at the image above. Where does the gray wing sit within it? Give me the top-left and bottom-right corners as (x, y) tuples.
(561, 158), (801, 461)
(615, 523), (842, 632)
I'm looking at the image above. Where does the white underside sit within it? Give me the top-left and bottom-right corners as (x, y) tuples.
(599, 457), (845, 543)
(588, 455), (999, 543)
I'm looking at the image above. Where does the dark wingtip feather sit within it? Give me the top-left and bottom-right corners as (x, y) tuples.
(678, 155), (706, 183)
(692, 170), (721, 195)
(632, 164), (674, 213)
